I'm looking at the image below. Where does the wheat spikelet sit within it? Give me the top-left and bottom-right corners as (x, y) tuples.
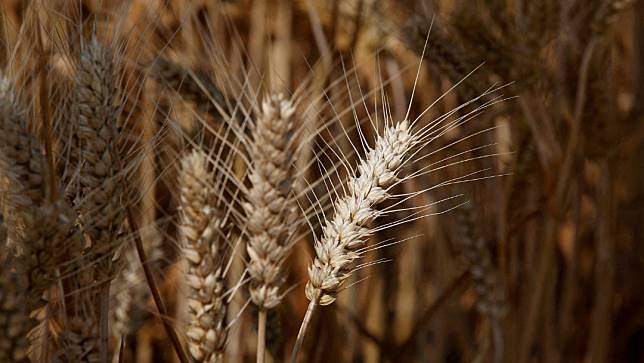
(0, 214), (30, 363)
(179, 150), (228, 363)
(245, 94), (298, 310)
(305, 120), (414, 306)
(74, 37), (125, 281)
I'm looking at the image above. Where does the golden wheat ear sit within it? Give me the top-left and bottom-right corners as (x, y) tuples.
(286, 119), (415, 362)
(244, 93), (298, 308)
(243, 93), (299, 363)
(179, 150), (229, 363)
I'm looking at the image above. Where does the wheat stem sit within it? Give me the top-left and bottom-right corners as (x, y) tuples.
(257, 309), (267, 363)
(99, 283), (110, 363)
(290, 299), (318, 363)
(131, 212), (190, 363)
(35, 22), (57, 203)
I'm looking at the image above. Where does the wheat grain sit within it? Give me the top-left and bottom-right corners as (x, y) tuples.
(179, 150), (228, 363)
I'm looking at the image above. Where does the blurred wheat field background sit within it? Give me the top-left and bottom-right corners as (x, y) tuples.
(0, 0), (643, 362)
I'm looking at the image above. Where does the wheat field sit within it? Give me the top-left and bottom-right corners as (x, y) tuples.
(0, 1), (642, 362)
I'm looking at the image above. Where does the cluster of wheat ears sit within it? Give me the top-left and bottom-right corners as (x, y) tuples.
(1, 0), (640, 362)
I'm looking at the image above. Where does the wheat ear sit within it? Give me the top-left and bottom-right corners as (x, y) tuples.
(291, 120), (414, 362)
(75, 37), (124, 281)
(0, 75), (89, 361)
(74, 37), (125, 363)
(244, 94), (297, 362)
(457, 203), (506, 363)
(0, 76), (72, 308)
(180, 150), (228, 363)
(0, 214), (30, 363)
(0, 77), (46, 243)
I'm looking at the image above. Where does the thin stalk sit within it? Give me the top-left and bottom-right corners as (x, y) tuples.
(257, 309), (267, 363)
(118, 337), (126, 363)
(36, 17), (57, 202)
(290, 299), (318, 363)
(99, 282), (110, 363)
(130, 209), (190, 363)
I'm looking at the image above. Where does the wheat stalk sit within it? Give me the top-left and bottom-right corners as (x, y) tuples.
(291, 119), (414, 362)
(244, 93), (298, 362)
(179, 150), (228, 363)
